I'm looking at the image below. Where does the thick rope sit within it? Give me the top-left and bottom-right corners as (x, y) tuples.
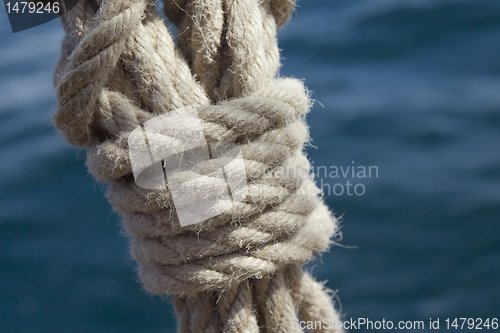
(53, 0), (343, 332)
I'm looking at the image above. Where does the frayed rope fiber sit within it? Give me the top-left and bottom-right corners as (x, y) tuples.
(53, 0), (343, 331)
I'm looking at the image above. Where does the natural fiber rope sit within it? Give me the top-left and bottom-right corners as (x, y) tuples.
(53, 0), (343, 331)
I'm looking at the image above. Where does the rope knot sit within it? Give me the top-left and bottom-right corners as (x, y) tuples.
(53, 0), (343, 331)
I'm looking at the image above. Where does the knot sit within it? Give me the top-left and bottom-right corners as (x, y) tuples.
(84, 78), (336, 296)
(53, 0), (343, 330)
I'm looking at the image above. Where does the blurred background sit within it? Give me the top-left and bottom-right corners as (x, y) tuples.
(1, 0), (499, 332)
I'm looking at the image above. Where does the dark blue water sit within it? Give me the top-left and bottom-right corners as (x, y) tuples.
(1, 0), (499, 332)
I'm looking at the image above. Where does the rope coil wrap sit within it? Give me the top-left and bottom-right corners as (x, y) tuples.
(54, 0), (343, 331)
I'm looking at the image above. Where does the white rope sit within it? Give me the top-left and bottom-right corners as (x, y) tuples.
(53, 0), (343, 331)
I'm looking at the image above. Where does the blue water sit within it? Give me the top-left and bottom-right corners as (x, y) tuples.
(1, 0), (499, 332)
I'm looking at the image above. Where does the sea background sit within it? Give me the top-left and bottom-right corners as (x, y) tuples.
(1, 0), (499, 332)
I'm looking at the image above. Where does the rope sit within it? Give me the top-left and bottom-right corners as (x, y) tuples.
(53, 0), (343, 331)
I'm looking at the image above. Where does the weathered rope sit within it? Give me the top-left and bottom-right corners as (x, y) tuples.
(53, 0), (343, 331)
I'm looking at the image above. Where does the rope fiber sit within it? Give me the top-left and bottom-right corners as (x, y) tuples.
(53, 0), (343, 331)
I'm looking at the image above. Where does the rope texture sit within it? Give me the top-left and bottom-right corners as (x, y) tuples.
(53, 0), (343, 332)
